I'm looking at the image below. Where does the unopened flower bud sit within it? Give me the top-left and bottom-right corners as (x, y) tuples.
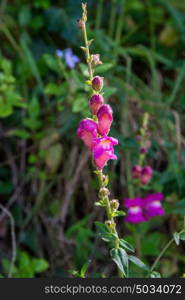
(110, 199), (119, 211)
(77, 19), (85, 30)
(132, 165), (142, 179)
(89, 94), (104, 115)
(105, 220), (113, 227)
(92, 54), (102, 65)
(99, 187), (110, 198)
(140, 147), (148, 154)
(97, 104), (113, 136)
(140, 166), (153, 185)
(105, 220), (115, 230)
(92, 76), (104, 92)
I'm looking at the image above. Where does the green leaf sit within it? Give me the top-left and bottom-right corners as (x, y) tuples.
(110, 248), (128, 276)
(180, 232), (185, 241)
(95, 221), (116, 242)
(102, 87), (117, 98)
(43, 54), (59, 72)
(72, 96), (88, 113)
(80, 260), (91, 278)
(95, 221), (110, 235)
(44, 82), (63, 95)
(95, 63), (114, 74)
(32, 258), (49, 273)
(150, 271), (161, 278)
(119, 239), (135, 253)
(2, 259), (18, 275)
(173, 232), (180, 245)
(129, 255), (149, 271)
(112, 210), (126, 217)
(101, 233), (117, 243)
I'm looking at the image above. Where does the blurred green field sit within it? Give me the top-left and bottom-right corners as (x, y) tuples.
(0, 0), (185, 277)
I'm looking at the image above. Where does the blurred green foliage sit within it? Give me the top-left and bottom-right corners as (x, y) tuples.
(0, 0), (185, 277)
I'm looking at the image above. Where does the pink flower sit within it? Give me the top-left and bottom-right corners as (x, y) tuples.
(143, 193), (165, 219)
(92, 54), (102, 65)
(77, 119), (97, 149)
(124, 197), (145, 223)
(97, 104), (113, 136)
(89, 94), (104, 115)
(132, 165), (142, 179)
(92, 76), (104, 91)
(92, 136), (118, 170)
(140, 166), (153, 185)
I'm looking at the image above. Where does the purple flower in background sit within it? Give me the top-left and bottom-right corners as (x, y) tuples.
(56, 49), (63, 58)
(56, 48), (80, 69)
(124, 193), (165, 223)
(132, 165), (142, 179)
(143, 193), (165, 219)
(124, 197), (145, 224)
(140, 166), (153, 185)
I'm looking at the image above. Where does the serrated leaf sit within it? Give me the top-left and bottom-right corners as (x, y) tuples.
(110, 248), (128, 276)
(119, 239), (135, 253)
(129, 255), (149, 271)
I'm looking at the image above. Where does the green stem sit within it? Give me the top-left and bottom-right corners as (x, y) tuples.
(97, 170), (119, 249)
(82, 23), (93, 80)
(150, 229), (185, 273)
(150, 238), (174, 273)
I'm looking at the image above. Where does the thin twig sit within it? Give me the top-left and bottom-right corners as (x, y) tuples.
(0, 204), (16, 278)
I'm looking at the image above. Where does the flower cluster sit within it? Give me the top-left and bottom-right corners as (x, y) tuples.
(124, 193), (165, 224)
(131, 114), (154, 185)
(77, 76), (118, 170)
(132, 165), (153, 185)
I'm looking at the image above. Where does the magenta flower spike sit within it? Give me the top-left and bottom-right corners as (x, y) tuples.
(140, 166), (153, 185)
(77, 119), (98, 150)
(132, 165), (142, 179)
(92, 76), (104, 92)
(97, 104), (113, 136)
(124, 197), (145, 223)
(143, 193), (165, 219)
(92, 136), (118, 170)
(89, 94), (104, 115)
